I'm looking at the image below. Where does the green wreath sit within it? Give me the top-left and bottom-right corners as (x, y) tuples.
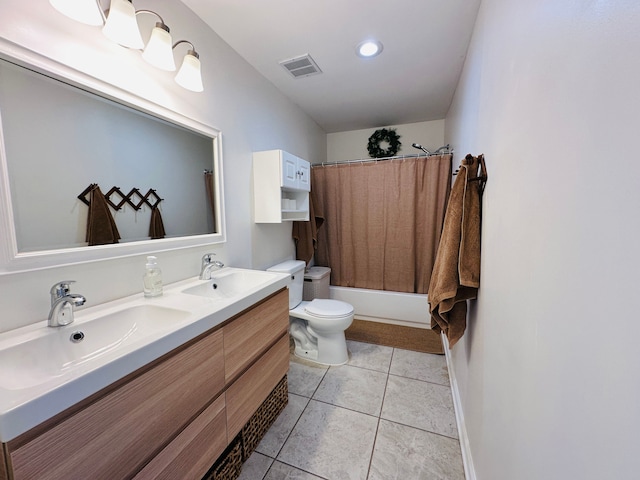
(367, 128), (402, 158)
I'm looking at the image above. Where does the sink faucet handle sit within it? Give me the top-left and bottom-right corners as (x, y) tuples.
(50, 280), (76, 301)
(201, 253), (216, 266)
(199, 253), (224, 280)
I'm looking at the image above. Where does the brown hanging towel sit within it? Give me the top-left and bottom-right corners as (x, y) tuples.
(85, 185), (121, 246)
(292, 191), (324, 267)
(149, 206), (166, 239)
(428, 154), (483, 348)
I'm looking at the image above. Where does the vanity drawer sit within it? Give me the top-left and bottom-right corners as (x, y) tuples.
(7, 329), (225, 480)
(226, 333), (290, 440)
(133, 394), (226, 480)
(223, 288), (289, 384)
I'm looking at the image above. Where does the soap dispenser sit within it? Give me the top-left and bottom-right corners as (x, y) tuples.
(143, 256), (163, 297)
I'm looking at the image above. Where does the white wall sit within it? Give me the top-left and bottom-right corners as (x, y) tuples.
(445, 1), (640, 479)
(326, 120), (445, 162)
(0, 0), (325, 333)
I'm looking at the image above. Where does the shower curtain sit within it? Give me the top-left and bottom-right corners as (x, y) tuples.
(312, 155), (452, 294)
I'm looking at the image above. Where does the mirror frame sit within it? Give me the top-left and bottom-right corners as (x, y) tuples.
(0, 39), (226, 275)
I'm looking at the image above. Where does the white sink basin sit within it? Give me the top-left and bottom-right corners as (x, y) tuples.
(0, 305), (190, 391)
(182, 268), (284, 299)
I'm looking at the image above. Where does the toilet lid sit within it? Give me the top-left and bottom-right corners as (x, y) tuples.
(304, 299), (354, 318)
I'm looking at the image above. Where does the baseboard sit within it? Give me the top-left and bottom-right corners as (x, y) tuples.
(442, 333), (476, 480)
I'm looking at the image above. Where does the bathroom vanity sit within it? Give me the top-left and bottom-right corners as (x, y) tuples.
(0, 269), (290, 480)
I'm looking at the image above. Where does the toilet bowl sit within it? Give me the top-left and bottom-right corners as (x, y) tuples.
(267, 260), (354, 366)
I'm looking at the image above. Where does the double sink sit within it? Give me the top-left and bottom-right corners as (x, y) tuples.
(0, 267), (289, 442)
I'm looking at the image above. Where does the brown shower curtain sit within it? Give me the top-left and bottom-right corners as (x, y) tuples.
(312, 155), (452, 294)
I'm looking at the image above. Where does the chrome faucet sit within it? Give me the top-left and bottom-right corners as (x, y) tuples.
(48, 281), (86, 327)
(200, 253), (225, 280)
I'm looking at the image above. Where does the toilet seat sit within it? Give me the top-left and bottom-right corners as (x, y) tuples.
(304, 299), (354, 318)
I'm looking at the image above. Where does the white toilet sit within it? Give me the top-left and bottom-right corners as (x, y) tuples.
(268, 260), (354, 366)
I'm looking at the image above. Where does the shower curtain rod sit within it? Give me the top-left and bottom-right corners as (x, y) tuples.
(318, 145), (453, 167)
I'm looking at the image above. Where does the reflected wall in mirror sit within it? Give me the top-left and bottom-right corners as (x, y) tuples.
(0, 44), (225, 274)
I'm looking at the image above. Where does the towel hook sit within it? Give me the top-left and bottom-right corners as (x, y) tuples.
(453, 154), (487, 194)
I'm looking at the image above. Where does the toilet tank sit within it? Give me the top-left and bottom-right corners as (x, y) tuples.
(267, 260), (306, 309)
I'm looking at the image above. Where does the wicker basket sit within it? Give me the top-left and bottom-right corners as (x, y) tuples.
(240, 375), (289, 460)
(202, 375), (289, 479)
(203, 436), (243, 480)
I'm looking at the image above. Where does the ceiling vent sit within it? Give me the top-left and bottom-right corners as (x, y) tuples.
(279, 54), (322, 78)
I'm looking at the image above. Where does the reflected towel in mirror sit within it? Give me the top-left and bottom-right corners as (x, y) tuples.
(149, 207), (166, 239)
(85, 186), (121, 246)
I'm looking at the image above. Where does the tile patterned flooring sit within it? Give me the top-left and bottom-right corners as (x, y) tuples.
(238, 340), (465, 480)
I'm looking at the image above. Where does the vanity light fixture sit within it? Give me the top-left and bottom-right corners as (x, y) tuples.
(139, 11), (176, 71)
(102, 0), (143, 49)
(173, 41), (204, 92)
(49, 0), (203, 92)
(356, 40), (384, 58)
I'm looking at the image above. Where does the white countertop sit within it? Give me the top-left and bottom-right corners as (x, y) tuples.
(0, 268), (289, 442)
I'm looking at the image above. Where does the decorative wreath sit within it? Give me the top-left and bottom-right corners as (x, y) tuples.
(367, 128), (402, 158)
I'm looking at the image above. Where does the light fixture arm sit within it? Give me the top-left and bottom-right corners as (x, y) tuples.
(173, 40), (199, 58)
(95, 0), (107, 23)
(135, 9), (169, 32)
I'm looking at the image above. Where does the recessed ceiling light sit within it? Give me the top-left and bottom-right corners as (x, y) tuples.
(356, 40), (383, 58)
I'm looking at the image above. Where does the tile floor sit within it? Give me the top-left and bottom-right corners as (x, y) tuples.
(238, 340), (465, 480)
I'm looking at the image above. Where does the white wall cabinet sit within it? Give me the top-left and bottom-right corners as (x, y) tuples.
(253, 149), (310, 223)
(281, 150), (310, 191)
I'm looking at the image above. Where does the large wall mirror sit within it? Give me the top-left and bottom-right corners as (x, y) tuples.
(0, 42), (225, 274)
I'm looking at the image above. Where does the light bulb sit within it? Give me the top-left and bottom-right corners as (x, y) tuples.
(142, 24), (176, 71)
(175, 51), (203, 92)
(357, 40), (384, 58)
(102, 0), (144, 49)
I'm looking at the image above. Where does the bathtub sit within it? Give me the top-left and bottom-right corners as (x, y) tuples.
(329, 286), (431, 328)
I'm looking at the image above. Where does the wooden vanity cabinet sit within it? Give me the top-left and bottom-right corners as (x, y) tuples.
(7, 329), (225, 480)
(2, 287), (290, 480)
(141, 288), (290, 477)
(223, 289), (290, 439)
(0, 446), (7, 480)
(223, 288), (290, 384)
(226, 334), (290, 440)
(133, 394), (227, 480)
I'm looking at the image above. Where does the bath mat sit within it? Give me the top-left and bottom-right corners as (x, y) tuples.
(345, 319), (444, 354)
